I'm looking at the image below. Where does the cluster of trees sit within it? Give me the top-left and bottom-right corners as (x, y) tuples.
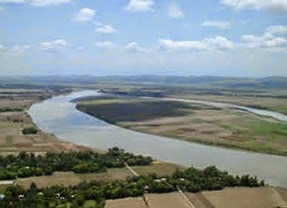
(0, 147), (153, 180)
(0, 165), (264, 208)
(0, 107), (23, 113)
(172, 166), (264, 192)
(22, 127), (38, 135)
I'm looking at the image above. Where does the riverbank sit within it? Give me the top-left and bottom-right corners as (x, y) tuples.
(100, 84), (287, 115)
(76, 96), (287, 156)
(28, 90), (287, 188)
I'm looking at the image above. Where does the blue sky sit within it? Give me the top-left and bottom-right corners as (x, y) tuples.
(0, 0), (287, 77)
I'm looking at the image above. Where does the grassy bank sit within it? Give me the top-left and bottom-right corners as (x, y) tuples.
(77, 97), (287, 156)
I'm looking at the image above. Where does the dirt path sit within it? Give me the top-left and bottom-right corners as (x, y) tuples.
(124, 162), (139, 177)
(0, 180), (14, 185)
(177, 186), (197, 208)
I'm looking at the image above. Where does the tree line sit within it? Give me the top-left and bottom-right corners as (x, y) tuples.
(0, 147), (153, 180)
(0, 165), (264, 208)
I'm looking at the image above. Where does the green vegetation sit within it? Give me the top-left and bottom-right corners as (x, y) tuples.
(77, 98), (196, 123)
(0, 147), (152, 180)
(0, 107), (23, 113)
(22, 127), (38, 135)
(0, 164), (264, 208)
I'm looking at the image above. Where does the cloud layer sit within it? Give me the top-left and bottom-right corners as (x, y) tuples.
(221, 0), (287, 13)
(40, 39), (67, 51)
(159, 36), (234, 51)
(241, 25), (287, 48)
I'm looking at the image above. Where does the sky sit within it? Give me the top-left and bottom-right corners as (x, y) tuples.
(0, 0), (287, 77)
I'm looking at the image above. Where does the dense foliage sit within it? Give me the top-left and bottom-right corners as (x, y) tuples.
(77, 100), (192, 123)
(172, 166), (264, 192)
(0, 107), (23, 113)
(22, 127), (38, 135)
(0, 147), (153, 180)
(0, 165), (264, 208)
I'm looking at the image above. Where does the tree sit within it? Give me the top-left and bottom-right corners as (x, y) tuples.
(22, 127), (38, 135)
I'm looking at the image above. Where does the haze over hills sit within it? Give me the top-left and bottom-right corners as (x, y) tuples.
(0, 75), (287, 90)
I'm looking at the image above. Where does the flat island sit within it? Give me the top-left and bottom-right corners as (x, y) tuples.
(76, 96), (287, 156)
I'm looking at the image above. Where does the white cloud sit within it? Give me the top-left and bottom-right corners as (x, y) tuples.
(266, 25), (287, 35)
(168, 3), (184, 19)
(159, 39), (206, 50)
(241, 33), (287, 48)
(125, 0), (154, 12)
(74, 8), (95, 22)
(201, 20), (231, 29)
(95, 24), (117, 34)
(220, 0), (287, 13)
(0, 0), (71, 6)
(206, 36), (234, 49)
(241, 25), (287, 48)
(125, 42), (146, 52)
(40, 39), (67, 51)
(95, 41), (115, 48)
(159, 36), (234, 51)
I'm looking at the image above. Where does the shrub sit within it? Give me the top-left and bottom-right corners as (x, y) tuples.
(22, 127), (38, 135)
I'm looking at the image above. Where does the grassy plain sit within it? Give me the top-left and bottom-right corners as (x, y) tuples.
(14, 162), (179, 189)
(77, 97), (287, 156)
(99, 83), (287, 114)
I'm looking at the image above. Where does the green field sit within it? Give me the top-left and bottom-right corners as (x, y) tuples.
(77, 98), (194, 123)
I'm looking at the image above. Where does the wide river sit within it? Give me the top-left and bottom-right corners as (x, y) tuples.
(28, 90), (287, 188)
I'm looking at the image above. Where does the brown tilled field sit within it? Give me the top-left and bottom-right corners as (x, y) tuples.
(132, 162), (183, 177)
(186, 187), (287, 208)
(105, 197), (147, 208)
(0, 89), (90, 154)
(145, 193), (191, 208)
(105, 188), (287, 208)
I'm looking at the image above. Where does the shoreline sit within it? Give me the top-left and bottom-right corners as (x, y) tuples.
(26, 90), (287, 188)
(75, 96), (287, 157)
(77, 108), (287, 157)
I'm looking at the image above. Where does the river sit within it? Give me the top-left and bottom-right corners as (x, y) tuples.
(28, 90), (287, 188)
